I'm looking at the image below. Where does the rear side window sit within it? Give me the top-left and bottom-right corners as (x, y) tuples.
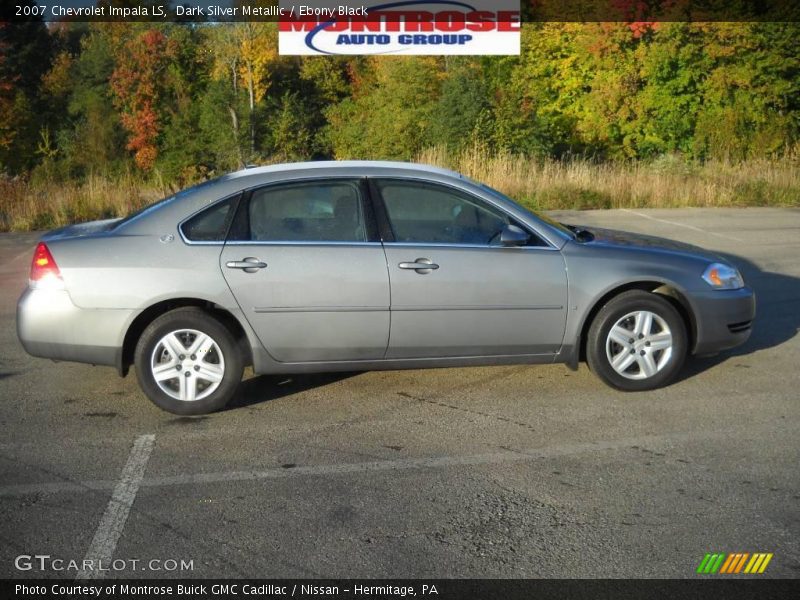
(180, 196), (237, 242)
(241, 180), (367, 243)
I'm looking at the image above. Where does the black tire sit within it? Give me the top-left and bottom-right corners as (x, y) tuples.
(134, 307), (244, 415)
(586, 290), (687, 391)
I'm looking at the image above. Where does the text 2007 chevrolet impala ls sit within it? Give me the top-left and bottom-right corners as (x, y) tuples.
(17, 162), (755, 414)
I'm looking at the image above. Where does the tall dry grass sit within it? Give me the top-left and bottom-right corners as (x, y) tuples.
(0, 173), (163, 232)
(418, 146), (800, 211)
(1, 150), (798, 232)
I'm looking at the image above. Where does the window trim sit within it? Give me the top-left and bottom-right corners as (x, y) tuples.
(368, 177), (555, 250)
(224, 240), (384, 247)
(226, 177), (378, 245)
(366, 178), (396, 243)
(383, 242), (558, 251)
(177, 175), (560, 250)
(178, 192), (242, 246)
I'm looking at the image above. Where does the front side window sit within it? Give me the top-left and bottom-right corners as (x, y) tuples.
(242, 180), (367, 243)
(376, 180), (513, 245)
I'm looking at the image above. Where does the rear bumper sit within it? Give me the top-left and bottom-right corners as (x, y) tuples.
(691, 287), (756, 355)
(16, 287), (132, 367)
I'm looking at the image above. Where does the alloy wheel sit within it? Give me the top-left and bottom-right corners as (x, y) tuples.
(150, 329), (226, 401)
(605, 310), (673, 380)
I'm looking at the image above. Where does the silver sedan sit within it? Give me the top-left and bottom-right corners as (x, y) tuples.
(17, 162), (755, 414)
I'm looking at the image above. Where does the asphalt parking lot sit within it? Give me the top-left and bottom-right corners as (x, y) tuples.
(0, 208), (798, 579)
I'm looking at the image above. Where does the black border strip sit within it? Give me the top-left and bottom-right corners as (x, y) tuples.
(2, 1), (799, 23)
(3, 579), (800, 600)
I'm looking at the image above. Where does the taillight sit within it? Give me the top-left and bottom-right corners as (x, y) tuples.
(29, 242), (64, 289)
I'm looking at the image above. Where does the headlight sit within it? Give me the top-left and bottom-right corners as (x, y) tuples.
(702, 263), (744, 290)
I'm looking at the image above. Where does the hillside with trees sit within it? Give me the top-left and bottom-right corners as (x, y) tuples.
(1, 12), (798, 229)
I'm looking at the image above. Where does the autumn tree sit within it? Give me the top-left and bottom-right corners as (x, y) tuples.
(110, 28), (176, 170)
(206, 22), (277, 162)
(3, 18), (799, 182)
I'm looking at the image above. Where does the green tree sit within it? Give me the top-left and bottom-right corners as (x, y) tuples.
(326, 57), (443, 160)
(0, 8), (54, 173)
(430, 59), (492, 151)
(693, 22), (799, 159)
(269, 92), (315, 161)
(62, 27), (127, 177)
(157, 24), (214, 183)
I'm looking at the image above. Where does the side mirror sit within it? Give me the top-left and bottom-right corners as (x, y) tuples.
(500, 224), (530, 247)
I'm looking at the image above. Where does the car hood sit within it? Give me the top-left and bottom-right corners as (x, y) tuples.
(41, 218), (122, 241)
(569, 225), (722, 263)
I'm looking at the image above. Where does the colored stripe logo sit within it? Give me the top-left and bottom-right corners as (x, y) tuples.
(697, 553), (773, 574)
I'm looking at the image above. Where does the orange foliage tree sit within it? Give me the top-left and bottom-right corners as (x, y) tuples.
(110, 29), (176, 170)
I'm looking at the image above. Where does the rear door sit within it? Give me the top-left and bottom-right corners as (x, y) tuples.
(220, 178), (390, 363)
(372, 178), (568, 359)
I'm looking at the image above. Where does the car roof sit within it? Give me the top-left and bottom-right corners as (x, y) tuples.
(222, 160), (465, 181)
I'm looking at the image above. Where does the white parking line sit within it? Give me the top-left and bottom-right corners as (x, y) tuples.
(0, 429), (738, 499)
(620, 209), (743, 242)
(75, 434), (155, 580)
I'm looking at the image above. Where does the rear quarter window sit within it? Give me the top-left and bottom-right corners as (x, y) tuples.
(180, 196), (238, 242)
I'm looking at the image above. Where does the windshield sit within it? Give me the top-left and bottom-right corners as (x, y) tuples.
(478, 183), (576, 239)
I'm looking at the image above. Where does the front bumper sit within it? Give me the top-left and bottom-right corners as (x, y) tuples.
(16, 287), (133, 367)
(691, 286), (756, 355)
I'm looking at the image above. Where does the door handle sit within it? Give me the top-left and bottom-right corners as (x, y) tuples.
(226, 257), (267, 273)
(398, 258), (439, 274)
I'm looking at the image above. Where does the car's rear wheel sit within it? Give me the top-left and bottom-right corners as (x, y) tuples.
(134, 307), (243, 414)
(586, 290), (687, 391)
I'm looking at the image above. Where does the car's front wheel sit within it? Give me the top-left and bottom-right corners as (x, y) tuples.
(586, 290), (687, 391)
(134, 307), (244, 415)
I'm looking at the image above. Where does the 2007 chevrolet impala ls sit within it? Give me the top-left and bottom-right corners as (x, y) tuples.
(17, 162), (755, 414)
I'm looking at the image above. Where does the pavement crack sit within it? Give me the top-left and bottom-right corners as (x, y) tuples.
(397, 391), (537, 432)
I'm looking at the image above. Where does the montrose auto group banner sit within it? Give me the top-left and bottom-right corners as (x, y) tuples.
(277, 1), (521, 55)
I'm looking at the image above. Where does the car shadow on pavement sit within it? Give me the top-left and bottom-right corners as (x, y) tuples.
(679, 251), (800, 380)
(227, 371), (361, 410)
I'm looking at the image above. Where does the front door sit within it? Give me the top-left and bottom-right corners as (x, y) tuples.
(220, 179), (390, 363)
(373, 179), (568, 359)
